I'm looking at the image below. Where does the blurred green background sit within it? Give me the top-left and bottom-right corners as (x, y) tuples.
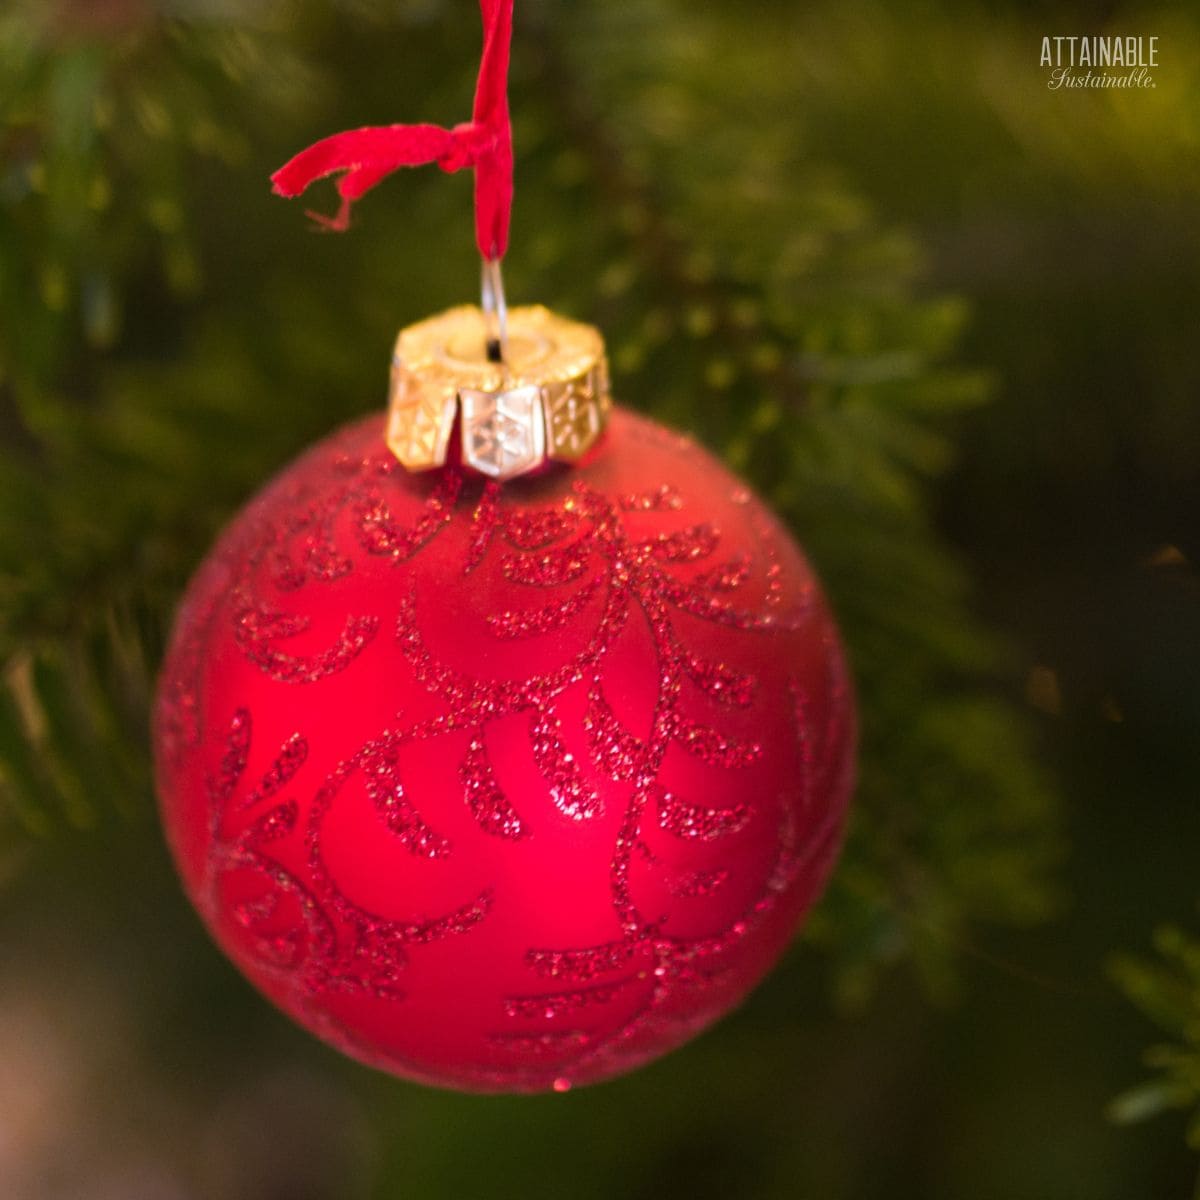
(2, 0), (1199, 1197)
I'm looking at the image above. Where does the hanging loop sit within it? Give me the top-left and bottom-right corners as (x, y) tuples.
(480, 257), (508, 363)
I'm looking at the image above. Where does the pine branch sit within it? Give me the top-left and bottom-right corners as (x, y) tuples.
(522, 9), (810, 417)
(1110, 925), (1200, 1152)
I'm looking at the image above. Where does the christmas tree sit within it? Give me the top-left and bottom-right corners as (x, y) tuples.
(2, 0), (1197, 1195)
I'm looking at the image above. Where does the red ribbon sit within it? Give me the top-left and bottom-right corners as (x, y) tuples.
(271, 0), (514, 262)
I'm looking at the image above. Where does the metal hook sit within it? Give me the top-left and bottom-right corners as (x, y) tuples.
(480, 257), (508, 364)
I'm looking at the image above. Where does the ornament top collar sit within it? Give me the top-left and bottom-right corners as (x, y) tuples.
(387, 305), (611, 481)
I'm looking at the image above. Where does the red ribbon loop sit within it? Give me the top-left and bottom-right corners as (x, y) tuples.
(271, 0), (514, 260)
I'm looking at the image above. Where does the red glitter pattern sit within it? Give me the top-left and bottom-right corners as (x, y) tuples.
(234, 606), (379, 684)
(487, 576), (600, 640)
(364, 749), (454, 860)
(656, 786), (752, 842)
(155, 407), (855, 1093)
(461, 735), (528, 840)
(529, 708), (604, 822)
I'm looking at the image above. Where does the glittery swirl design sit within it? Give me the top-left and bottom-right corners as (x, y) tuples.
(583, 683), (643, 782)
(227, 461), (461, 687)
(188, 463), (491, 1030)
(363, 746), (454, 860)
(488, 576), (601, 640)
(361, 469), (831, 1087)
(203, 709), (349, 991)
(501, 536), (590, 587)
(655, 786), (751, 842)
(671, 713), (762, 769)
(204, 713), (491, 1022)
(234, 606), (380, 685)
(355, 468), (461, 560)
(160, 412), (854, 1092)
(461, 734), (528, 840)
(670, 867), (731, 899)
(502, 981), (626, 1020)
(529, 707), (604, 822)
(204, 705), (497, 1020)
(526, 940), (643, 982)
(239, 732), (307, 811)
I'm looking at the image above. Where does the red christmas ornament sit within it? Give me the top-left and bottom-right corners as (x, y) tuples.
(154, 404), (854, 1092)
(154, 0), (856, 1092)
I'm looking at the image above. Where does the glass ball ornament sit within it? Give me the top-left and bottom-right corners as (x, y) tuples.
(153, 307), (856, 1092)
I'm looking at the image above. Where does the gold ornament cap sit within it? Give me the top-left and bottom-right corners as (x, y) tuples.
(387, 305), (611, 481)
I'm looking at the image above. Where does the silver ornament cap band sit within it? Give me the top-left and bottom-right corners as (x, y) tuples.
(386, 305), (611, 481)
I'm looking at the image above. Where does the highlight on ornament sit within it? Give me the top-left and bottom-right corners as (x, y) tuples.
(153, 0), (856, 1093)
